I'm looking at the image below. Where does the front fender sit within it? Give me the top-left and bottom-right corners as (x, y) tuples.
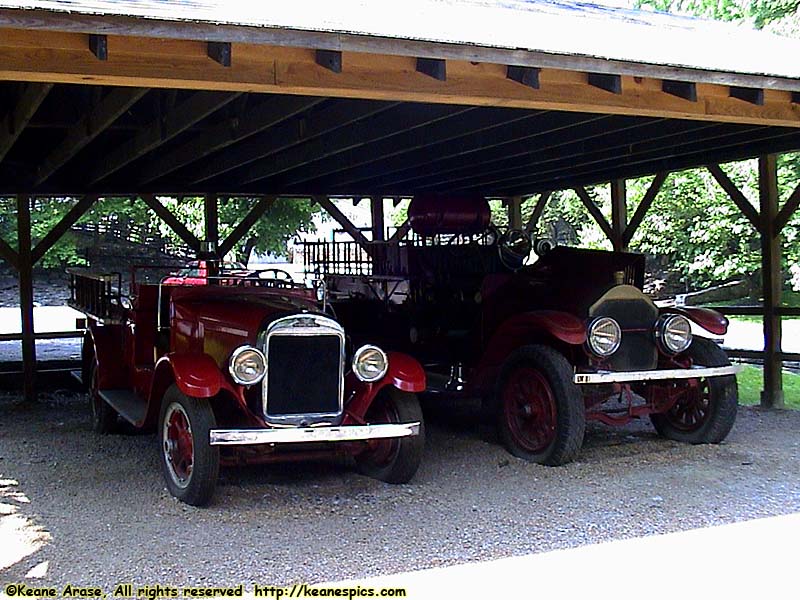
(343, 351), (426, 423)
(482, 311), (586, 365)
(662, 306), (729, 336)
(152, 353), (224, 401)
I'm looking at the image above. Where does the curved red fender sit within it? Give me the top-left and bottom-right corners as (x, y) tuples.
(482, 310), (587, 365)
(153, 353), (225, 399)
(343, 351), (427, 423)
(662, 307), (729, 336)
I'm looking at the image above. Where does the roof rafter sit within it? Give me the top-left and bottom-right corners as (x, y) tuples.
(0, 82), (52, 163)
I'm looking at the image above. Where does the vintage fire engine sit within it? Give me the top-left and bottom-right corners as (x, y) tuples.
(69, 264), (426, 506)
(305, 195), (740, 466)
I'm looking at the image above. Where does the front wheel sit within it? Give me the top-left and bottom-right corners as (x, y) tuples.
(650, 338), (738, 444)
(355, 388), (424, 484)
(495, 345), (585, 466)
(158, 385), (220, 506)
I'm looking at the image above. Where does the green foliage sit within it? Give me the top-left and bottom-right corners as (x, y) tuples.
(0, 195), (320, 269)
(635, 0), (799, 28)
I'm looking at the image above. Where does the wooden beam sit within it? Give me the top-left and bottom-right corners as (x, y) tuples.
(207, 41), (231, 67)
(524, 191), (552, 234)
(662, 80), (697, 102)
(33, 87), (148, 186)
(507, 195), (523, 230)
(316, 49), (342, 73)
(623, 172), (667, 247)
(774, 183), (800, 233)
(190, 99), (395, 185)
(389, 219), (412, 242)
(610, 179), (626, 251)
(588, 73), (622, 94)
(0, 82), (53, 163)
(88, 91), (239, 185)
(730, 86), (764, 106)
(506, 66), (540, 89)
(17, 194), (36, 402)
(793, 92), (800, 104)
(370, 197), (385, 241)
(759, 154), (784, 408)
(88, 34), (107, 61)
(707, 164), (761, 229)
(314, 196), (373, 257)
(574, 186), (614, 241)
(0, 29), (798, 127)
(218, 196), (275, 257)
(137, 95), (323, 184)
(416, 57), (446, 81)
(139, 194), (201, 252)
(204, 193), (219, 253)
(32, 194), (96, 264)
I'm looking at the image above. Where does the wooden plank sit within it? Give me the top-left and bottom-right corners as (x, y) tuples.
(190, 99), (395, 184)
(218, 196), (275, 257)
(207, 41), (231, 67)
(137, 95), (323, 184)
(32, 193), (96, 264)
(622, 171), (667, 246)
(370, 197), (385, 241)
(573, 186), (614, 241)
(0, 235), (19, 270)
(0, 30), (798, 128)
(416, 57), (446, 81)
(759, 154), (784, 408)
(88, 91), (239, 184)
(774, 183), (800, 233)
(389, 219), (411, 242)
(33, 87), (148, 185)
(1, 8), (799, 95)
(314, 196), (373, 257)
(316, 49), (342, 73)
(0, 82), (52, 163)
(662, 80), (697, 102)
(139, 193), (201, 251)
(236, 103), (467, 186)
(610, 179), (626, 251)
(524, 190), (551, 234)
(506, 65), (540, 89)
(707, 164), (761, 229)
(17, 194), (36, 402)
(88, 34), (107, 60)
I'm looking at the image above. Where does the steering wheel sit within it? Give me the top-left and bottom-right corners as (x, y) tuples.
(497, 229), (532, 271)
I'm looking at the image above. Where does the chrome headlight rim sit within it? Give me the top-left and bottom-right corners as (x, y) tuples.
(228, 345), (267, 386)
(656, 314), (693, 355)
(352, 344), (389, 383)
(586, 316), (622, 358)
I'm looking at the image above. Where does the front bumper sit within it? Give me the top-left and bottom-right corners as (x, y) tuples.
(574, 364), (742, 385)
(209, 422), (420, 446)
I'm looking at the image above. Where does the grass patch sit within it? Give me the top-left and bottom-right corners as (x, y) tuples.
(736, 364), (800, 409)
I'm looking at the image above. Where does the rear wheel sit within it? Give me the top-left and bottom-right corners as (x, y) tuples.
(650, 338), (738, 444)
(495, 345), (585, 466)
(355, 387), (424, 484)
(89, 360), (121, 434)
(158, 385), (220, 506)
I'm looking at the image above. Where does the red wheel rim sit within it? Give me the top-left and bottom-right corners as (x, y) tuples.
(664, 379), (710, 432)
(502, 367), (557, 453)
(163, 403), (194, 487)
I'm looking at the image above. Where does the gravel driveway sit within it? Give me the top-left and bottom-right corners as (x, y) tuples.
(1, 391), (799, 588)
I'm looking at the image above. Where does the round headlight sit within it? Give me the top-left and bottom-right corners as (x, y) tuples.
(657, 314), (693, 354)
(352, 345), (388, 382)
(587, 317), (622, 357)
(229, 346), (266, 385)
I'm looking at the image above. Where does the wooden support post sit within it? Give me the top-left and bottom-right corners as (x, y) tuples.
(389, 219), (412, 242)
(139, 194), (202, 252)
(204, 194), (219, 256)
(524, 191), (552, 234)
(17, 195), (36, 402)
(507, 196), (523, 230)
(759, 154), (784, 408)
(574, 186), (614, 242)
(623, 172), (667, 247)
(218, 196), (275, 258)
(370, 197), (385, 241)
(610, 179), (627, 252)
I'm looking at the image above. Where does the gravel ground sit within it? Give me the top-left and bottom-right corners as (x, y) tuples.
(1, 391), (799, 588)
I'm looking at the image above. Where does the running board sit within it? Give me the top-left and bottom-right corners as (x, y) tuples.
(98, 389), (147, 426)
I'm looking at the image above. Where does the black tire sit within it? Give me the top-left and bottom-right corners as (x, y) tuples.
(89, 360), (122, 434)
(650, 337), (738, 444)
(495, 345), (585, 466)
(355, 387), (425, 484)
(158, 385), (220, 506)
